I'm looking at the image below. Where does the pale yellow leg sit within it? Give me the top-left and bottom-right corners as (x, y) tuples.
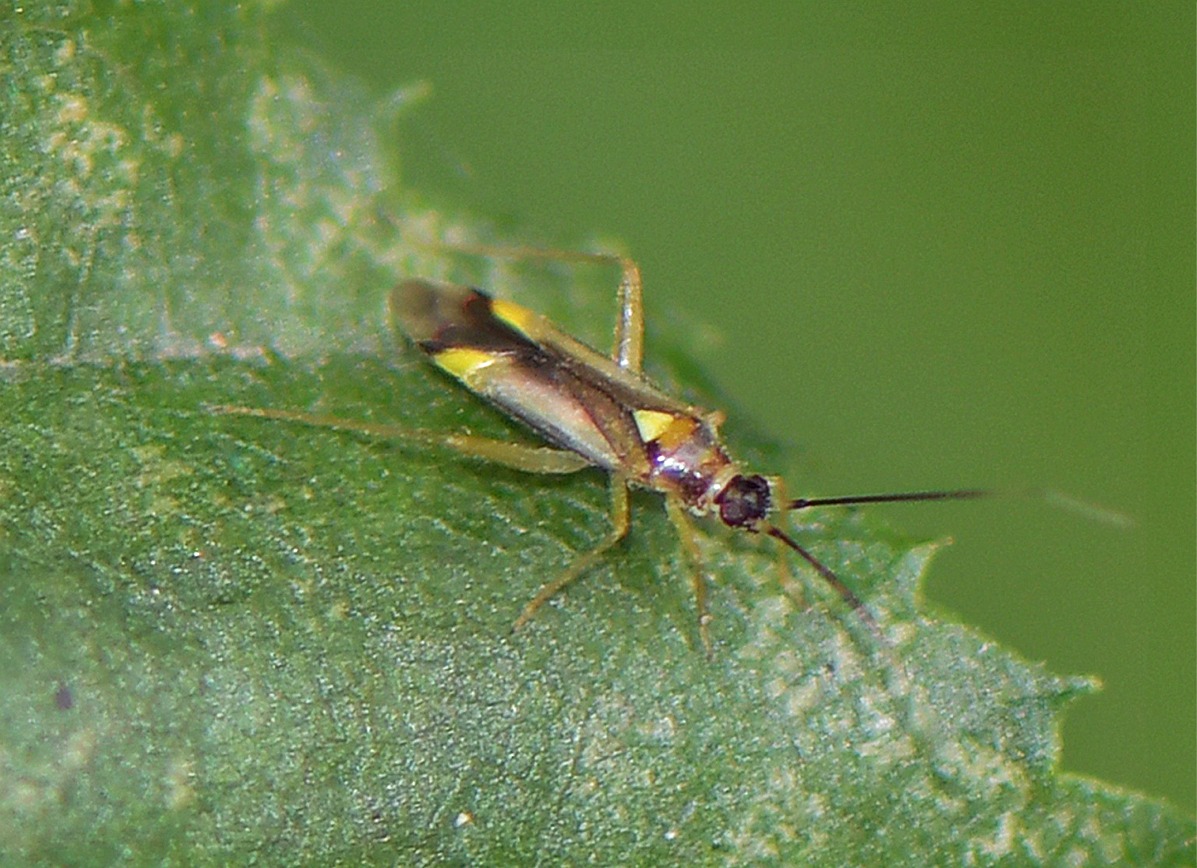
(611, 257), (643, 372)
(512, 476), (632, 632)
(207, 404), (590, 474)
(412, 240), (645, 372)
(665, 495), (713, 657)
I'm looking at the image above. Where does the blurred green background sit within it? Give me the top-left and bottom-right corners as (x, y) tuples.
(281, 5), (1193, 811)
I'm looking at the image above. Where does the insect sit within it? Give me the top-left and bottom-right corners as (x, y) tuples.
(212, 245), (988, 654)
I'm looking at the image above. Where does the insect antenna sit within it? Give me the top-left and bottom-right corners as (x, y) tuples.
(789, 488), (1132, 525)
(787, 489), (991, 510)
(770, 489), (991, 637)
(776, 486), (1129, 637)
(764, 524), (881, 636)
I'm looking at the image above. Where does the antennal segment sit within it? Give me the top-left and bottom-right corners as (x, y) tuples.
(788, 489), (990, 511)
(765, 525), (880, 636)
(788, 488), (1132, 527)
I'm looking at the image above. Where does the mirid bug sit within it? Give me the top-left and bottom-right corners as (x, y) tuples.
(212, 245), (991, 653)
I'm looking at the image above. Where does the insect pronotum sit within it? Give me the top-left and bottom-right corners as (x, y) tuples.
(212, 245), (990, 654)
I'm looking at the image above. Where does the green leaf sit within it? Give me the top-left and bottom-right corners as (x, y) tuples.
(1, 4), (1192, 865)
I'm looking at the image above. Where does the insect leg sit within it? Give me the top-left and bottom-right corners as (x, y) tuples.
(612, 255), (643, 372)
(207, 404), (591, 474)
(512, 475), (632, 633)
(664, 495), (714, 657)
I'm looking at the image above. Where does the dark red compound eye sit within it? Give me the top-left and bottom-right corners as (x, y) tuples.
(716, 474), (771, 528)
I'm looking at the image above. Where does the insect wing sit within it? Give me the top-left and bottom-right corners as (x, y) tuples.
(391, 280), (661, 472)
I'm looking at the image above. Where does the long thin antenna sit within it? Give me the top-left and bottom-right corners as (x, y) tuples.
(773, 488), (989, 637)
(765, 525), (880, 637)
(788, 487), (1133, 527)
(788, 489), (990, 511)
(776, 485), (1130, 638)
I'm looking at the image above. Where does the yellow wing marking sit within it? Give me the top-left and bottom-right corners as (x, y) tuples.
(433, 347), (497, 379)
(491, 298), (537, 337)
(633, 409), (698, 450)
